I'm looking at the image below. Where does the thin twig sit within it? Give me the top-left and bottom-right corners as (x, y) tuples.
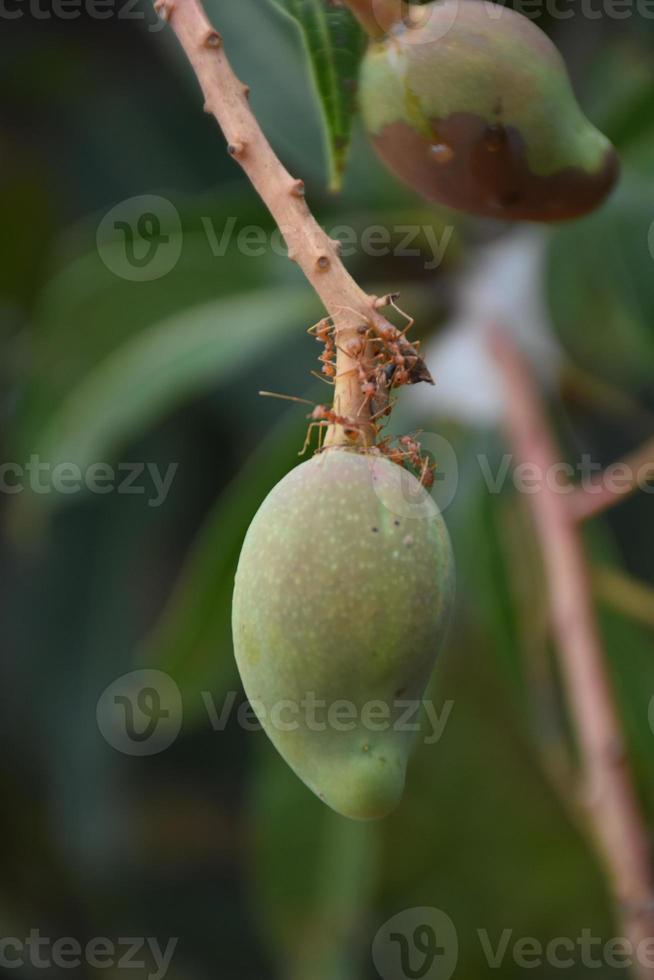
(153, 0), (430, 447)
(499, 497), (584, 816)
(490, 327), (654, 980)
(592, 564), (654, 632)
(570, 437), (654, 523)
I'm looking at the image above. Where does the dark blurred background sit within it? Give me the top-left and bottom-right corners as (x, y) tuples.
(1, 0), (654, 977)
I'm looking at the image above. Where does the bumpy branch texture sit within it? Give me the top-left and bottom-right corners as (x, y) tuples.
(154, 0), (431, 446)
(491, 329), (654, 980)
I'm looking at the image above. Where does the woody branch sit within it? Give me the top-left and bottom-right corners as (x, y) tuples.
(153, 0), (430, 448)
(490, 328), (654, 980)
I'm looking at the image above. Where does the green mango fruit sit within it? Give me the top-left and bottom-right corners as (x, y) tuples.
(359, 0), (618, 221)
(232, 449), (454, 820)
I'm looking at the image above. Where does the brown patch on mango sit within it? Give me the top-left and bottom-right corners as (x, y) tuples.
(372, 113), (619, 222)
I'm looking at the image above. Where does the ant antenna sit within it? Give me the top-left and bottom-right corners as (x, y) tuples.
(258, 391), (314, 406)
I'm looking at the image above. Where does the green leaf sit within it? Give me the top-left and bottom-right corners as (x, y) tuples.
(546, 174), (654, 387)
(268, 0), (366, 191)
(377, 635), (615, 970)
(584, 526), (654, 803)
(140, 407), (307, 721)
(252, 747), (378, 980)
(13, 191), (292, 455)
(29, 287), (319, 485)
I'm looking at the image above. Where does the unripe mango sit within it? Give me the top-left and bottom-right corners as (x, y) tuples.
(232, 449), (454, 820)
(359, 0), (618, 221)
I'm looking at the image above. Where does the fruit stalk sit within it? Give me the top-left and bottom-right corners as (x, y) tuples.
(491, 328), (654, 980)
(152, 0), (430, 446)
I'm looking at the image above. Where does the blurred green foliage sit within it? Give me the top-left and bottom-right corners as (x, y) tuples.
(1, 1), (653, 978)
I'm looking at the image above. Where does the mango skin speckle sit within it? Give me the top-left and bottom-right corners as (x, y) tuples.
(232, 449), (454, 820)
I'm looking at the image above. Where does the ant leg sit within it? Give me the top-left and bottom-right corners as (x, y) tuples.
(389, 296), (415, 336)
(300, 421), (320, 456)
(307, 316), (333, 337)
(356, 395), (370, 416)
(335, 343), (363, 359)
(419, 456), (434, 486)
(334, 367), (360, 381)
(310, 370), (335, 386)
(369, 398), (397, 423)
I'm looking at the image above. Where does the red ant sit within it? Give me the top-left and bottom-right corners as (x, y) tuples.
(377, 432), (436, 488)
(331, 298), (431, 411)
(307, 316), (336, 382)
(373, 294), (434, 387)
(259, 391), (366, 454)
(329, 308), (393, 416)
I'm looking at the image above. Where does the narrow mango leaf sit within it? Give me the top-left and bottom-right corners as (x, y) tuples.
(268, 0), (366, 191)
(252, 749), (378, 980)
(13, 190), (288, 456)
(139, 408), (307, 720)
(30, 287), (318, 484)
(378, 629), (614, 970)
(546, 175), (654, 387)
(584, 524), (654, 799)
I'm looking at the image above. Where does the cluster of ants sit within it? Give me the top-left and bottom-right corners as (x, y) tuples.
(261, 296), (437, 489)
